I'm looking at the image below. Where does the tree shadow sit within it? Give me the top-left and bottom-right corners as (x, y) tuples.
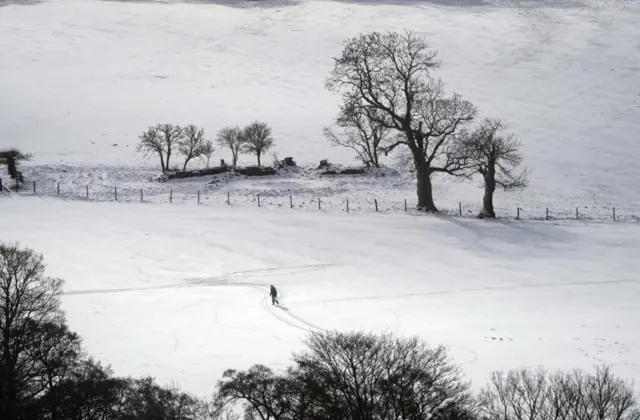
(432, 212), (577, 257)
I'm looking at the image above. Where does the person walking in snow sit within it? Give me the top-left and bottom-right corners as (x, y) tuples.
(270, 285), (279, 306)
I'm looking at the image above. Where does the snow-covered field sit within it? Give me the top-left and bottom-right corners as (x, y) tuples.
(2, 0), (640, 214)
(2, 0), (640, 399)
(2, 196), (640, 397)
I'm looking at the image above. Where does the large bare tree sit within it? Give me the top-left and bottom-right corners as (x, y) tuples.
(323, 103), (389, 168)
(326, 31), (477, 211)
(241, 121), (274, 167)
(0, 242), (65, 419)
(216, 126), (244, 167)
(178, 124), (207, 171)
(465, 118), (528, 218)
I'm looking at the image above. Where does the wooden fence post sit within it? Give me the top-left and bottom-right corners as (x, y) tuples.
(459, 202), (462, 216)
(346, 198), (349, 213)
(86, 185), (89, 200)
(375, 198), (379, 212)
(546, 208), (549, 220)
(516, 207), (520, 220)
(140, 189), (143, 203)
(257, 194), (260, 207)
(169, 189), (173, 203)
(404, 199), (408, 212)
(290, 195), (293, 209)
(613, 207), (616, 221)
(575, 207), (579, 220)
(114, 186), (118, 201)
(57, 182), (60, 195)
(197, 190), (200, 204)
(33, 180), (36, 194)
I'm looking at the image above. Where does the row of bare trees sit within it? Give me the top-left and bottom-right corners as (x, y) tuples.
(137, 121), (275, 172)
(218, 333), (640, 420)
(3, 242), (639, 420)
(324, 31), (528, 217)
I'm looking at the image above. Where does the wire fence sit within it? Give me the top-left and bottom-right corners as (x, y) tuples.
(3, 178), (640, 223)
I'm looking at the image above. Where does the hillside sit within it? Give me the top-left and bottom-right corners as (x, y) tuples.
(2, 196), (639, 396)
(1, 0), (639, 214)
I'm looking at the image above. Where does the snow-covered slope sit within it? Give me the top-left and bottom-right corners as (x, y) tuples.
(2, 196), (639, 397)
(2, 0), (640, 211)
(1, 0), (639, 398)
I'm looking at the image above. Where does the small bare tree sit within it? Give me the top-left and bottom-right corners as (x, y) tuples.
(136, 124), (183, 172)
(157, 123), (183, 172)
(241, 121), (274, 166)
(323, 103), (388, 168)
(179, 124), (207, 171)
(137, 126), (165, 172)
(216, 126), (244, 167)
(200, 140), (215, 168)
(0, 149), (33, 191)
(464, 118), (528, 219)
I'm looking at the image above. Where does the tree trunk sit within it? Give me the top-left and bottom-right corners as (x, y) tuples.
(157, 152), (166, 173)
(166, 149), (171, 171)
(479, 162), (496, 219)
(257, 152), (261, 167)
(182, 157), (191, 171)
(416, 163), (438, 212)
(7, 156), (17, 179)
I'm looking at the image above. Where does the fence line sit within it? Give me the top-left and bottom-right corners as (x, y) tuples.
(3, 178), (639, 223)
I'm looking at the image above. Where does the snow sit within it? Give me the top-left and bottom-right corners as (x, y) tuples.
(2, 196), (640, 397)
(2, 0), (640, 212)
(1, 0), (640, 399)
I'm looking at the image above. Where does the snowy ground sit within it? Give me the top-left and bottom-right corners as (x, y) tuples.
(2, 196), (640, 396)
(2, 0), (640, 399)
(2, 0), (640, 213)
